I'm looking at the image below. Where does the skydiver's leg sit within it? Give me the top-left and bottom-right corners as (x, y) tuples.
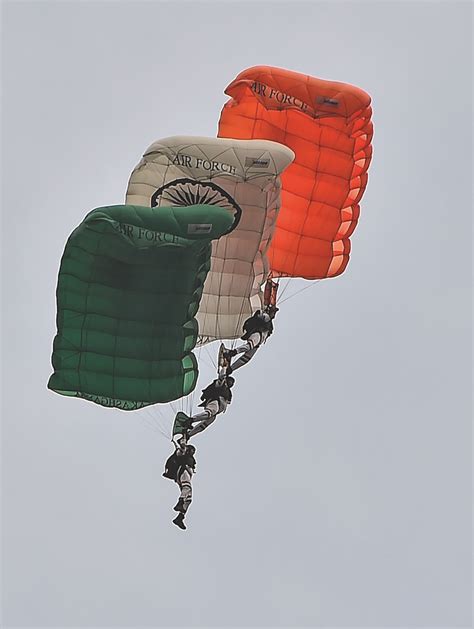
(173, 470), (193, 528)
(229, 346), (259, 372)
(234, 331), (262, 354)
(225, 331), (265, 372)
(178, 470), (192, 513)
(222, 332), (262, 363)
(187, 400), (219, 437)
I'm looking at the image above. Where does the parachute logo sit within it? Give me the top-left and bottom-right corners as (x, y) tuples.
(77, 392), (148, 411)
(115, 221), (180, 243)
(316, 96), (339, 106)
(250, 80), (309, 111)
(244, 157), (270, 168)
(151, 178), (242, 234)
(171, 153), (237, 175)
(187, 224), (212, 235)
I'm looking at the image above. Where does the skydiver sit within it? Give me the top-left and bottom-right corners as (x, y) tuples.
(172, 375), (235, 445)
(163, 441), (197, 530)
(221, 304), (279, 374)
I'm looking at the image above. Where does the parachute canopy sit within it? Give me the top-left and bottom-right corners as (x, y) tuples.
(48, 204), (233, 410)
(126, 136), (294, 342)
(218, 66), (373, 279)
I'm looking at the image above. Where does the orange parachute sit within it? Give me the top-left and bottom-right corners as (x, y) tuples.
(218, 66), (373, 279)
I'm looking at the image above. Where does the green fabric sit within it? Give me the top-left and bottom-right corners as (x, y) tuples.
(172, 411), (192, 436)
(48, 204), (233, 410)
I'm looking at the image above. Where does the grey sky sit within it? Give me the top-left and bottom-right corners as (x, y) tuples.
(1, 1), (472, 627)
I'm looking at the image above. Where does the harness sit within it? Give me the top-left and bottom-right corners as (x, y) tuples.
(241, 312), (273, 341)
(163, 450), (196, 482)
(198, 380), (232, 406)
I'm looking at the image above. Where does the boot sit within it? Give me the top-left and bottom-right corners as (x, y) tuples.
(173, 513), (186, 530)
(173, 498), (185, 512)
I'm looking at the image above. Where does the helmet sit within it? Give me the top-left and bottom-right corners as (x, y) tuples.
(226, 376), (235, 388)
(186, 444), (196, 455)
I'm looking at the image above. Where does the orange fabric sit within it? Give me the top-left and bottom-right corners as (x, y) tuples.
(218, 66), (373, 279)
(263, 279), (278, 307)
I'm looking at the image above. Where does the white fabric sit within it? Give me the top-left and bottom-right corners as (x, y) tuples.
(126, 136), (294, 342)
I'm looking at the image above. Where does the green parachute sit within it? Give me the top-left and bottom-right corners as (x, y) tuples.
(48, 204), (233, 410)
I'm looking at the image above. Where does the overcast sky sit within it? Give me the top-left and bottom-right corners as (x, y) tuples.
(2, 1), (472, 627)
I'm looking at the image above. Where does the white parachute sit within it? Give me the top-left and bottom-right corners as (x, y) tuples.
(126, 136), (294, 342)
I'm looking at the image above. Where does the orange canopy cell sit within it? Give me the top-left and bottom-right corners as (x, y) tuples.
(218, 66), (373, 279)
